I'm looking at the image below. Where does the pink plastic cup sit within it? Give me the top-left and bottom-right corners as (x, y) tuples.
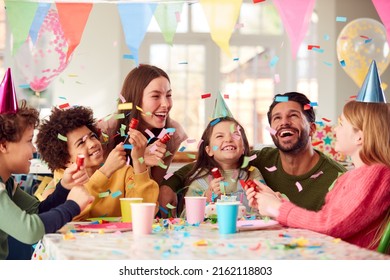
(131, 203), (156, 235)
(184, 196), (207, 224)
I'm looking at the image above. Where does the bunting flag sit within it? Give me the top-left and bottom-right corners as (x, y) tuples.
(200, 0), (242, 57)
(154, 1), (184, 46)
(273, 0), (315, 59)
(117, 3), (157, 65)
(4, 0), (38, 54)
(372, 0), (390, 45)
(56, 3), (93, 61)
(29, 3), (51, 45)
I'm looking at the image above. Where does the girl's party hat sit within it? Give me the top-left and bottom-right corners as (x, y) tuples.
(356, 60), (387, 103)
(0, 68), (19, 114)
(212, 92), (233, 119)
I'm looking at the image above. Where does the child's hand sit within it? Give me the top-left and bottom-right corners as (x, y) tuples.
(61, 163), (89, 190)
(100, 143), (127, 177)
(66, 185), (94, 211)
(209, 177), (224, 196)
(143, 140), (167, 167)
(245, 187), (258, 208)
(128, 128), (147, 161)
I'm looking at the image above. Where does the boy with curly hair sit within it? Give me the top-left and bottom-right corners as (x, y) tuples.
(36, 106), (158, 220)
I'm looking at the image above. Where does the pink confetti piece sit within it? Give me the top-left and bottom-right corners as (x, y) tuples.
(119, 93), (126, 103)
(144, 129), (155, 139)
(157, 128), (167, 139)
(235, 22), (244, 29)
(149, 144), (157, 154)
(295, 181), (303, 192)
(248, 154), (257, 161)
(175, 11), (181, 22)
(164, 172), (174, 180)
(310, 171), (323, 179)
(266, 126), (277, 135)
(186, 138), (197, 143)
(274, 74), (280, 83)
(197, 139), (204, 149)
(265, 166), (277, 172)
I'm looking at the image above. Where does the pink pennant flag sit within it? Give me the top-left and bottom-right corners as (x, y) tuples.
(56, 3), (93, 62)
(372, 0), (390, 46)
(273, 0), (315, 59)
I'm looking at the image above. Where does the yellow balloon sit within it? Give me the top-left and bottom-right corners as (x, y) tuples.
(337, 18), (390, 87)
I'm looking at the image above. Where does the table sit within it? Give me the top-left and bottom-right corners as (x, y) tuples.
(34, 219), (389, 260)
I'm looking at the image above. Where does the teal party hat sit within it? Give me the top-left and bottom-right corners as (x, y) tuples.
(212, 92), (234, 119)
(356, 60), (387, 103)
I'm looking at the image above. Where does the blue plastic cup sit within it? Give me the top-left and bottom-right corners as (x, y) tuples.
(216, 202), (240, 234)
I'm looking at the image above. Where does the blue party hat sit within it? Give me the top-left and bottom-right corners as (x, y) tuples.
(212, 92), (233, 119)
(356, 60), (387, 103)
(0, 68), (19, 114)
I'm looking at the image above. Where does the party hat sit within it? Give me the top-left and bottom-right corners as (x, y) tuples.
(356, 60), (387, 103)
(212, 92), (233, 119)
(0, 68), (19, 114)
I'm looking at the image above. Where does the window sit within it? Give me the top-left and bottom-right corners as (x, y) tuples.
(0, 2), (5, 77)
(141, 0), (318, 149)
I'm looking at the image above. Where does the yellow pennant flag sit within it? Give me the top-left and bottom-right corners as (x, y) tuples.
(200, 0), (242, 57)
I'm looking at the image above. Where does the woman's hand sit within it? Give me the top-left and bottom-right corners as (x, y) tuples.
(143, 140), (167, 167)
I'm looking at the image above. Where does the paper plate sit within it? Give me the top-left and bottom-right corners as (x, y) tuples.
(76, 222), (132, 232)
(236, 219), (280, 231)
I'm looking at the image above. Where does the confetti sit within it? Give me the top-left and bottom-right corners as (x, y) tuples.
(269, 55), (279, 67)
(201, 93), (211, 99)
(123, 54), (135, 60)
(111, 191), (122, 198)
(57, 133), (67, 142)
(163, 172), (173, 180)
(118, 103), (132, 110)
(265, 166), (277, 172)
(304, 104), (311, 110)
(340, 60), (346, 67)
(336, 16), (347, 22)
(275, 96), (288, 102)
(295, 181), (303, 192)
(308, 45), (320, 50)
(266, 126), (277, 135)
(310, 171), (324, 179)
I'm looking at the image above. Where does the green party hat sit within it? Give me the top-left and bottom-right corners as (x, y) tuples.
(212, 92), (233, 119)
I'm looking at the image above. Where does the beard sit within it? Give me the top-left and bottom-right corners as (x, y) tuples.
(271, 127), (310, 154)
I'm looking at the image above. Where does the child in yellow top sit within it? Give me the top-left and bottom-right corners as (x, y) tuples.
(36, 106), (159, 220)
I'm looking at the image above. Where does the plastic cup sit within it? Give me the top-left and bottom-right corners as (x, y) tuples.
(120, 198), (143, 222)
(216, 202), (240, 234)
(131, 203), (156, 235)
(184, 196), (207, 224)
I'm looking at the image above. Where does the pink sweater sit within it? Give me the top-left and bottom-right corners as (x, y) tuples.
(278, 164), (390, 250)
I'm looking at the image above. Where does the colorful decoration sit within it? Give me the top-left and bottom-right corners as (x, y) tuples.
(372, 0), (390, 46)
(312, 122), (347, 162)
(55, 3), (93, 61)
(154, 1), (184, 46)
(200, 0), (242, 57)
(356, 60), (387, 103)
(14, 9), (71, 93)
(212, 92), (234, 119)
(0, 68), (19, 114)
(336, 18), (390, 88)
(273, 0), (316, 59)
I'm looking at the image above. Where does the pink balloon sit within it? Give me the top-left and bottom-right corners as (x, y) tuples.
(15, 9), (70, 92)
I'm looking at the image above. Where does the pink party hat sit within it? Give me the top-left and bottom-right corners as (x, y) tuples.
(0, 68), (19, 114)
(356, 60), (387, 103)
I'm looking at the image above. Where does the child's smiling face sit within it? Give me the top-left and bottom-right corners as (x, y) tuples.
(66, 126), (104, 169)
(205, 121), (244, 168)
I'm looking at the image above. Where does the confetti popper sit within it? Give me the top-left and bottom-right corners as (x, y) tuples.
(245, 179), (258, 192)
(160, 133), (171, 144)
(129, 118), (139, 129)
(211, 167), (222, 179)
(76, 154), (85, 170)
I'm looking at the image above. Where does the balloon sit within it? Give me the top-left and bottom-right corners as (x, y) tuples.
(337, 18), (390, 87)
(14, 9), (70, 93)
